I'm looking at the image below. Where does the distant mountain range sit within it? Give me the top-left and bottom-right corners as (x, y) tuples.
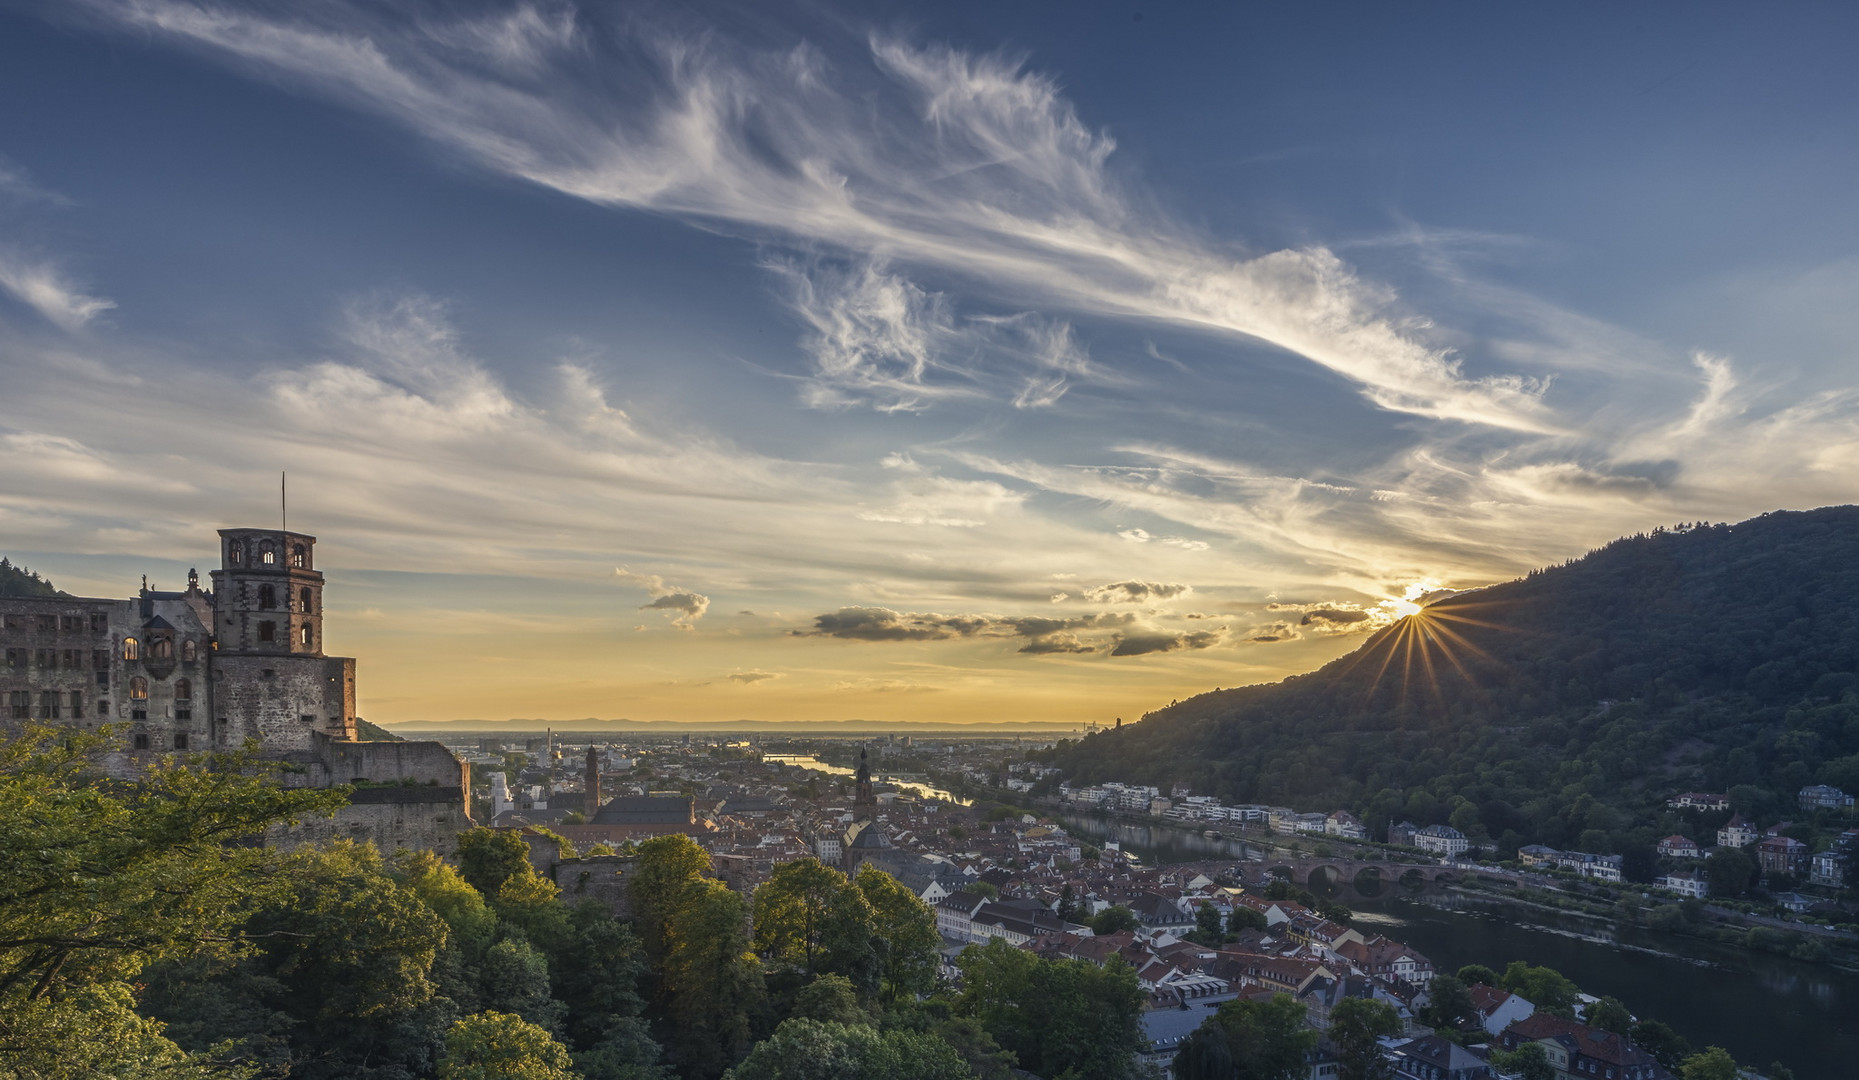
(1046, 506), (1859, 862)
(384, 717), (1076, 736)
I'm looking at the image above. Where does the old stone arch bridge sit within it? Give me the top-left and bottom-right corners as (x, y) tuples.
(1259, 857), (1465, 894)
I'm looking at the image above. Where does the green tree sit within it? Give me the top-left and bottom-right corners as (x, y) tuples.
(1196, 902), (1225, 938)
(724, 1018), (974, 1080)
(1584, 996), (1631, 1036)
(1422, 974), (1474, 1030)
(546, 903), (657, 1059)
(457, 828), (537, 898)
(481, 938), (567, 1034)
(629, 834), (714, 975)
(1498, 962), (1579, 1018)
(439, 1011), (577, 1080)
(1679, 1046), (1740, 1080)
(1705, 848), (1757, 900)
(791, 974), (867, 1025)
(396, 850), (499, 954)
(1089, 905), (1139, 935)
(1455, 964), (1497, 987)
(854, 865), (940, 1000)
(1629, 1020), (1692, 1074)
(1226, 905), (1268, 934)
(752, 859), (874, 982)
(954, 939), (1147, 1080)
(1489, 1042), (1553, 1080)
(1328, 997), (1400, 1080)
(1208, 992), (1314, 1080)
(666, 880), (764, 1079)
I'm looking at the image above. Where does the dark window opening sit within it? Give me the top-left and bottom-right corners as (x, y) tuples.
(61, 616), (83, 632)
(34, 649), (52, 668)
(7, 692), (28, 720)
(133, 732), (150, 750)
(95, 670), (109, 689)
(91, 612), (107, 632)
(68, 692), (83, 719)
(175, 708), (191, 721)
(92, 649), (108, 669)
(35, 692), (59, 719)
(174, 678), (191, 700)
(300, 714), (316, 724)
(151, 637), (174, 660)
(182, 640), (197, 662)
(259, 584), (277, 610)
(300, 625), (312, 646)
(174, 733), (189, 750)
(37, 614), (56, 631)
(229, 541), (245, 564)
(3, 648), (20, 669)
(131, 708), (147, 721)
(291, 544), (306, 568)
(61, 649), (80, 668)
(300, 587), (313, 613)
(258, 622), (276, 642)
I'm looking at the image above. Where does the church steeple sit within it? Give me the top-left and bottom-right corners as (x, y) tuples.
(853, 747), (876, 821)
(584, 744), (601, 815)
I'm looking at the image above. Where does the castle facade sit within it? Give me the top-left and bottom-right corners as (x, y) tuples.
(0, 527), (470, 853)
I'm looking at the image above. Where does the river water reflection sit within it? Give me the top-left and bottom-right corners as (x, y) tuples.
(1058, 812), (1855, 1078)
(764, 754), (970, 805)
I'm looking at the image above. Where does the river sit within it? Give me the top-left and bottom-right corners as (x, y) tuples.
(764, 754), (971, 805)
(1057, 811), (1857, 1079)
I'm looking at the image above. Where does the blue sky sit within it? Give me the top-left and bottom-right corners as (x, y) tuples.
(2, 1), (1857, 726)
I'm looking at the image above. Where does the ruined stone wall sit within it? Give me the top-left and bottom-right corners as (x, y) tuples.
(269, 786), (470, 857)
(212, 654), (354, 754)
(549, 855), (636, 917)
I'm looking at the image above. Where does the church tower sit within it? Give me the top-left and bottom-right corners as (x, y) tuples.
(210, 528), (356, 749)
(853, 747), (876, 821)
(584, 744), (602, 815)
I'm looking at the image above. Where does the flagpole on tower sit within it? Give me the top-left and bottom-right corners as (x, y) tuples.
(281, 471), (287, 532)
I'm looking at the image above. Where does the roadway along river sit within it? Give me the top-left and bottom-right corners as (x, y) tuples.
(1058, 811), (1857, 1079)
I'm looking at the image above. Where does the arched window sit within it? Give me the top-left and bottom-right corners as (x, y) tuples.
(291, 544), (306, 568)
(129, 676), (148, 700)
(122, 637), (139, 661)
(299, 625), (312, 646)
(260, 544), (276, 565)
(300, 587), (313, 614)
(229, 540), (245, 564)
(174, 678), (192, 701)
(151, 637), (174, 660)
(182, 640), (198, 662)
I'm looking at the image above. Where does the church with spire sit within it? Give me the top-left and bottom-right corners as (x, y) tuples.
(840, 747), (894, 873)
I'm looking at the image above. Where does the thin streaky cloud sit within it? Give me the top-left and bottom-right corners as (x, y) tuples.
(0, 248), (115, 330)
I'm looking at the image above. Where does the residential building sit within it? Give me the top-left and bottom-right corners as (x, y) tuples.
(1414, 824), (1468, 858)
(1655, 835), (1700, 859)
(1468, 983), (1534, 1035)
(1517, 844), (1560, 868)
(1717, 814), (1756, 849)
(1389, 821), (1420, 847)
(1799, 784), (1855, 811)
(1756, 835), (1810, 877)
(1809, 849), (1846, 888)
(1655, 871), (1709, 899)
(1390, 1034), (1493, 1080)
(1498, 1015), (1673, 1080)
(1666, 792), (1729, 812)
(1325, 810), (1367, 839)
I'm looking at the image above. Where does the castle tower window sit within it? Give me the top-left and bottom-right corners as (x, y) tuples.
(123, 637), (139, 661)
(259, 585), (277, 610)
(300, 587), (313, 614)
(260, 544), (276, 565)
(151, 637), (174, 660)
(175, 678), (192, 701)
(182, 640), (197, 662)
(229, 541), (245, 564)
(299, 625), (312, 646)
(258, 622), (276, 643)
(133, 733), (150, 750)
(291, 544), (306, 568)
(129, 677), (148, 700)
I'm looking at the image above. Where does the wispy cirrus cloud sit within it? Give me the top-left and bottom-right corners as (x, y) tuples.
(0, 248), (114, 330)
(65, 0), (1551, 428)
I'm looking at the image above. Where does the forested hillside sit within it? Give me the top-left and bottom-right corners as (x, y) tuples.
(1046, 507), (1859, 863)
(0, 558), (63, 598)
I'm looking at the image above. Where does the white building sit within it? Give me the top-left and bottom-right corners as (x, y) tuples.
(1656, 870), (1709, 898)
(1414, 824), (1469, 857)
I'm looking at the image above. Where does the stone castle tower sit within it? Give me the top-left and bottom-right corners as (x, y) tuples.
(209, 528), (356, 750)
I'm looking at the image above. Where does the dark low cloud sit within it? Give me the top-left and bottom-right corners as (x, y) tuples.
(1019, 632), (1095, 655)
(1110, 629), (1224, 656)
(1246, 621), (1302, 643)
(1299, 607), (1370, 626)
(802, 606), (991, 641)
(614, 567), (711, 629)
(726, 670), (781, 684)
(1084, 580), (1191, 603)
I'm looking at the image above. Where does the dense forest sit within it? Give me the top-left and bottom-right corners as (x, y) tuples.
(1046, 507), (1859, 869)
(0, 559), (63, 598)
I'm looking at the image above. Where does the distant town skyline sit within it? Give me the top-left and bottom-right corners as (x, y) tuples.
(3, 2), (1858, 727)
